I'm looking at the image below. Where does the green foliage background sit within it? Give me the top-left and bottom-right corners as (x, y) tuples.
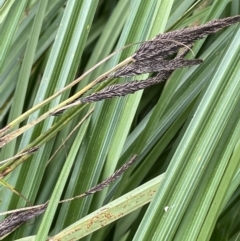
(0, 0), (240, 240)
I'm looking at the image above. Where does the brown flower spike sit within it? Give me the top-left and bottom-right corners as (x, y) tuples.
(79, 15), (240, 104)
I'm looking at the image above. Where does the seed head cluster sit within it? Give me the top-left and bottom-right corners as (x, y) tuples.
(80, 15), (240, 104)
